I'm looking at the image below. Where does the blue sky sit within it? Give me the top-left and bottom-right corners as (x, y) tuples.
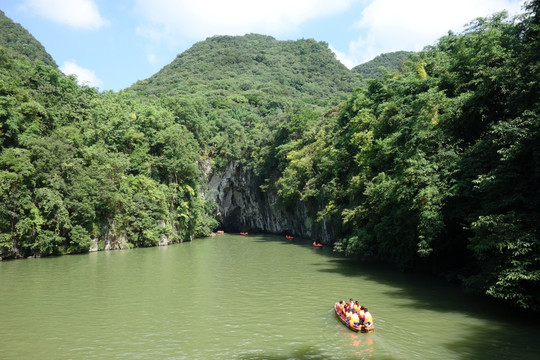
(0, 0), (525, 91)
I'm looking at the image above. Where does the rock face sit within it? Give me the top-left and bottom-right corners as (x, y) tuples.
(206, 162), (333, 242)
(89, 219), (131, 252)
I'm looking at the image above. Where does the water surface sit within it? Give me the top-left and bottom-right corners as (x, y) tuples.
(1, 234), (539, 359)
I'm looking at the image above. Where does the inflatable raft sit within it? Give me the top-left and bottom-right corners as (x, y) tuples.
(334, 302), (374, 333)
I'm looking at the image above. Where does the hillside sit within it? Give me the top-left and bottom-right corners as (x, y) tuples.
(130, 34), (359, 107)
(352, 50), (412, 80)
(0, 24), (217, 260)
(0, 10), (56, 67)
(129, 34), (362, 171)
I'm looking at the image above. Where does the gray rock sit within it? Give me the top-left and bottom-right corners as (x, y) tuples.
(205, 161), (333, 242)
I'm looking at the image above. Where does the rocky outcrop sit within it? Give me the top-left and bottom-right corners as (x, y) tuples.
(89, 219), (131, 252)
(205, 162), (333, 242)
(88, 219), (178, 252)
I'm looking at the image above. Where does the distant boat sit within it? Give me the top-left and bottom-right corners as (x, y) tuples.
(286, 235), (294, 240)
(313, 241), (322, 247)
(240, 232), (248, 235)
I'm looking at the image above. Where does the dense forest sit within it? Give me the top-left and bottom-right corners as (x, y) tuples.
(0, 10), (56, 67)
(0, 15), (218, 256)
(129, 34), (360, 170)
(0, 2), (539, 312)
(352, 50), (413, 80)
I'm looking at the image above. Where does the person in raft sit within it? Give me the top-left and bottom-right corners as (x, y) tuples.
(363, 307), (373, 327)
(344, 306), (353, 323)
(359, 306), (366, 324)
(337, 301), (346, 315)
(339, 300), (373, 326)
(339, 299), (358, 314)
(350, 310), (361, 326)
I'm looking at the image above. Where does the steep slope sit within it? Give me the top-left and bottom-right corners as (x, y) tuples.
(0, 20), (216, 260)
(130, 34), (359, 107)
(352, 50), (412, 80)
(0, 10), (57, 67)
(129, 34), (361, 237)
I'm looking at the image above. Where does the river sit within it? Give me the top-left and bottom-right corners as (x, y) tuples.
(1, 234), (539, 359)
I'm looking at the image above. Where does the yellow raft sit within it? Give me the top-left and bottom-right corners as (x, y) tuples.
(334, 302), (374, 333)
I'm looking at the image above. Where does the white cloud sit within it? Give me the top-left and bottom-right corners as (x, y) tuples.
(346, 0), (524, 66)
(23, 0), (109, 30)
(147, 52), (158, 64)
(61, 61), (103, 88)
(134, 0), (359, 41)
(329, 46), (356, 69)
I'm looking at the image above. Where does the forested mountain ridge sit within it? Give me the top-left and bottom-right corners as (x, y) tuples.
(352, 51), (413, 80)
(1, 3), (539, 313)
(128, 34), (364, 237)
(0, 10), (56, 67)
(130, 33), (359, 106)
(128, 34), (362, 174)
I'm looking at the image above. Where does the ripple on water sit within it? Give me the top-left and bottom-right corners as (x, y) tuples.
(1, 235), (540, 359)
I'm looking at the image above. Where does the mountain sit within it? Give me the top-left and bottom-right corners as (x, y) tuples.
(352, 50), (413, 80)
(0, 10), (57, 67)
(129, 34), (363, 238)
(130, 34), (360, 107)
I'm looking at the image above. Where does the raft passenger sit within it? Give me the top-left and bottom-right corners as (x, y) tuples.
(363, 307), (373, 327)
(359, 306), (366, 324)
(344, 307), (352, 324)
(337, 301), (345, 315)
(351, 311), (360, 327)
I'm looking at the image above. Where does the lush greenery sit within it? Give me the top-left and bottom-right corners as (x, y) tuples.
(268, 6), (540, 311)
(1, 2), (538, 312)
(129, 34), (358, 170)
(0, 31), (354, 257)
(352, 50), (413, 80)
(0, 10), (56, 67)
(132, 34), (357, 103)
(0, 45), (217, 257)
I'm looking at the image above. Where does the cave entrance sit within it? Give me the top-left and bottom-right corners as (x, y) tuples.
(219, 207), (249, 233)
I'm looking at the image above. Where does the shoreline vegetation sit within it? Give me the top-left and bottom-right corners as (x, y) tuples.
(1, 3), (539, 312)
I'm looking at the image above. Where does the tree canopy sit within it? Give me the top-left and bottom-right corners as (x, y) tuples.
(0, 43), (216, 258)
(270, 7), (540, 311)
(352, 50), (413, 80)
(0, 10), (57, 67)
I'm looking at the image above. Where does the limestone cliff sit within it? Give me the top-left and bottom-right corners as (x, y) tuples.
(205, 162), (333, 242)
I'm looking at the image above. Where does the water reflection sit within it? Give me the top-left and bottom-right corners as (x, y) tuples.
(1, 234), (539, 360)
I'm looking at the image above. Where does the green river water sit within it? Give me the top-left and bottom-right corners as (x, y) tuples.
(1, 234), (539, 359)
